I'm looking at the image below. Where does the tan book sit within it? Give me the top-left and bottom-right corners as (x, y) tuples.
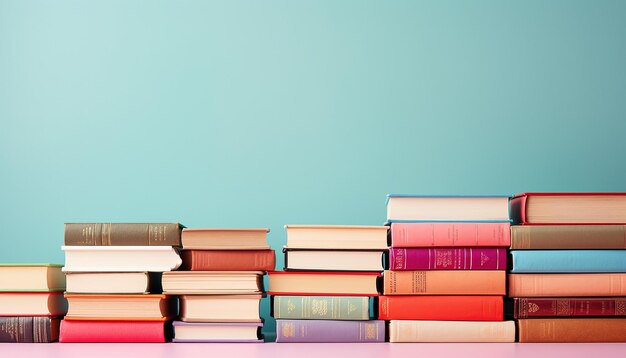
(519, 318), (626, 342)
(64, 294), (175, 320)
(509, 273), (626, 297)
(182, 228), (270, 250)
(384, 270), (505, 295)
(511, 193), (626, 224)
(389, 320), (515, 342)
(268, 272), (380, 295)
(65, 272), (161, 294)
(162, 271), (264, 295)
(386, 195), (510, 221)
(285, 225), (388, 250)
(180, 295), (261, 322)
(511, 225), (626, 249)
(284, 249), (385, 271)
(0, 292), (67, 316)
(62, 246), (182, 272)
(0, 264), (65, 292)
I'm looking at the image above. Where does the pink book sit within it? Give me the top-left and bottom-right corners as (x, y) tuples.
(390, 222), (511, 247)
(390, 248), (507, 270)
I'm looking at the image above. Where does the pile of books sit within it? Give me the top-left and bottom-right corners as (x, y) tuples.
(509, 193), (626, 342)
(163, 228), (274, 342)
(383, 195), (515, 342)
(270, 225), (388, 342)
(0, 264), (66, 342)
(59, 223), (183, 342)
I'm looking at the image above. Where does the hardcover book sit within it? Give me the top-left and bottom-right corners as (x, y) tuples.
(273, 296), (371, 320)
(65, 272), (162, 294)
(179, 295), (262, 322)
(386, 195), (511, 222)
(510, 250), (626, 273)
(389, 320), (515, 342)
(284, 249), (385, 271)
(379, 296), (503, 321)
(64, 223), (183, 246)
(59, 320), (168, 342)
(513, 297), (626, 318)
(64, 294), (176, 320)
(182, 228), (270, 250)
(0, 292), (67, 316)
(508, 273), (626, 297)
(181, 250), (275, 271)
(518, 318), (626, 342)
(285, 225), (388, 250)
(275, 320), (384, 343)
(390, 222), (511, 247)
(62, 246), (182, 272)
(173, 321), (263, 343)
(162, 271), (264, 295)
(0, 264), (65, 292)
(390, 248), (507, 270)
(510, 225), (626, 249)
(0, 317), (60, 343)
(268, 271), (380, 296)
(383, 270), (505, 295)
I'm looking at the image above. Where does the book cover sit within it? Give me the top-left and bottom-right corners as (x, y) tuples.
(511, 250), (626, 273)
(273, 296), (370, 320)
(59, 320), (168, 342)
(275, 320), (384, 343)
(508, 273), (626, 297)
(510, 225), (626, 249)
(389, 320), (515, 342)
(518, 318), (626, 342)
(514, 297), (626, 318)
(390, 248), (507, 270)
(64, 223), (183, 246)
(384, 270), (505, 295)
(181, 250), (275, 271)
(0, 317), (60, 343)
(379, 296), (503, 321)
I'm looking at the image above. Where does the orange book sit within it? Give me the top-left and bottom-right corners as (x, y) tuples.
(509, 273), (626, 297)
(519, 318), (626, 342)
(379, 296), (503, 321)
(383, 270), (505, 295)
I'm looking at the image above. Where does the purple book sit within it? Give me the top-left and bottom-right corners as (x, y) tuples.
(275, 320), (385, 343)
(172, 321), (263, 343)
(390, 247), (507, 270)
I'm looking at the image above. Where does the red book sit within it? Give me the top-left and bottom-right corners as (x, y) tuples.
(390, 222), (511, 247)
(514, 297), (626, 318)
(181, 250), (275, 271)
(379, 296), (503, 321)
(389, 248), (507, 270)
(59, 320), (167, 342)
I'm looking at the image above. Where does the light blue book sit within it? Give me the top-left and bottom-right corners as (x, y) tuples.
(511, 250), (626, 273)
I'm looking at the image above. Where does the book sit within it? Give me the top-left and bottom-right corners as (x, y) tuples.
(179, 295), (262, 322)
(511, 250), (626, 273)
(284, 249), (385, 271)
(0, 317), (60, 342)
(173, 321), (263, 343)
(388, 320), (515, 342)
(273, 296), (370, 320)
(0, 292), (67, 316)
(0, 264), (65, 292)
(285, 225), (388, 250)
(275, 320), (384, 343)
(510, 225), (626, 249)
(65, 272), (162, 294)
(182, 228), (270, 250)
(383, 270), (505, 295)
(64, 223), (182, 246)
(62, 246), (182, 272)
(508, 273), (626, 297)
(64, 294), (176, 320)
(181, 250), (275, 271)
(513, 297), (626, 318)
(518, 318), (626, 342)
(390, 222), (511, 247)
(386, 194), (510, 222)
(511, 192), (626, 224)
(379, 296), (503, 321)
(389, 248), (507, 270)
(268, 271), (380, 296)
(59, 320), (168, 342)
(162, 271), (264, 295)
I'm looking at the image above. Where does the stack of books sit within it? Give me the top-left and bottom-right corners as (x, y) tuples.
(162, 228), (275, 342)
(383, 195), (515, 342)
(509, 192), (626, 342)
(59, 223), (183, 342)
(269, 225), (387, 343)
(0, 264), (66, 342)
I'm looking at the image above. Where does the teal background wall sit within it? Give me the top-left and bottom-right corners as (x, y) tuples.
(1, 1), (626, 339)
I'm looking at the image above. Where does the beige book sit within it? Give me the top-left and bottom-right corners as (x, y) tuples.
(65, 272), (158, 294)
(0, 292), (67, 316)
(162, 271), (264, 295)
(180, 295), (261, 322)
(386, 195), (510, 221)
(524, 195), (626, 223)
(182, 228), (270, 250)
(64, 294), (175, 320)
(174, 322), (261, 341)
(0, 264), (65, 291)
(285, 250), (385, 271)
(389, 320), (515, 342)
(285, 225), (388, 249)
(62, 246), (182, 272)
(268, 272), (379, 295)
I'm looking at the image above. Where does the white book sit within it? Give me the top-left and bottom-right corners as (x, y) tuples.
(62, 246), (182, 272)
(389, 320), (515, 342)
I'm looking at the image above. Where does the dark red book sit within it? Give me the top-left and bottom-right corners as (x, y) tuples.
(59, 320), (168, 342)
(389, 248), (507, 270)
(514, 297), (626, 318)
(181, 250), (275, 271)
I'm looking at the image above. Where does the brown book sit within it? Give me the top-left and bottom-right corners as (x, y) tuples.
(383, 270), (505, 295)
(64, 223), (183, 246)
(0, 317), (60, 343)
(181, 250), (275, 271)
(511, 225), (626, 249)
(518, 318), (626, 342)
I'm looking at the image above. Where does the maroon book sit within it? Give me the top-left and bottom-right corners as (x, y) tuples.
(389, 248), (507, 270)
(514, 298), (626, 318)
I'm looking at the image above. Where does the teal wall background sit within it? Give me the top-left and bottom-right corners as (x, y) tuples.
(1, 1), (626, 339)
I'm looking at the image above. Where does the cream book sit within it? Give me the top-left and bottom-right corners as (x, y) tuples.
(182, 228), (270, 250)
(162, 271), (264, 295)
(62, 246), (182, 272)
(386, 195), (510, 222)
(389, 320), (515, 342)
(64, 294), (175, 320)
(0, 264), (65, 292)
(65, 272), (161, 294)
(285, 225), (388, 250)
(284, 249), (385, 271)
(180, 295), (262, 322)
(0, 292), (67, 316)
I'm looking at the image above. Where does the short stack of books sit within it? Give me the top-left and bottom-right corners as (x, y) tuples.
(59, 223), (183, 342)
(162, 228), (274, 342)
(270, 225), (387, 343)
(0, 264), (66, 342)
(383, 195), (515, 342)
(509, 192), (626, 342)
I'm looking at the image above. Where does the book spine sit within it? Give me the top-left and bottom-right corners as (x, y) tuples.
(384, 270), (506, 295)
(59, 320), (166, 342)
(390, 222), (511, 247)
(64, 223), (181, 246)
(518, 318), (626, 342)
(515, 298), (626, 318)
(182, 250), (275, 271)
(510, 225), (626, 249)
(379, 296), (503, 321)
(0, 317), (33, 342)
(273, 296), (369, 320)
(511, 250), (626, 273)
(275, 320), (384, 343)
(390, 248), (507, 270)
(508, 273), (626, 297)
(389, 320), (515, 342)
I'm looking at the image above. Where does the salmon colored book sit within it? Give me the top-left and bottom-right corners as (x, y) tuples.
(383, 270), (505, 295)
(518, 318), (626, 342)
(181, 250), (275, 271)
(508, 273), (626, 297)
(390, 222), (511, 247)
(379, 296), (503, 321)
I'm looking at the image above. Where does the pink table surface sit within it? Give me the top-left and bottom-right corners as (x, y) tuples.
(0, 343), (625, 358)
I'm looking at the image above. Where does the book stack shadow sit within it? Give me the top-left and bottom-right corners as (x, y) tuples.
(269, 225), (388, 342)
(383, 195), (515, 342)
(508, 193), (626, 342)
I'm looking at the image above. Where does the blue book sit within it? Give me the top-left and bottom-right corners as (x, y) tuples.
(511, 250), (626, 273)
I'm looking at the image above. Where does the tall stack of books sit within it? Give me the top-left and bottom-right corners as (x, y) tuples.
(162, 228), (274, 342)
(383, 195), (515, 342)
(269, 225), (387, 343)
(509, 192), (626, 342)
(59, 223), (183, 342)
(0, 264), (66, 343)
